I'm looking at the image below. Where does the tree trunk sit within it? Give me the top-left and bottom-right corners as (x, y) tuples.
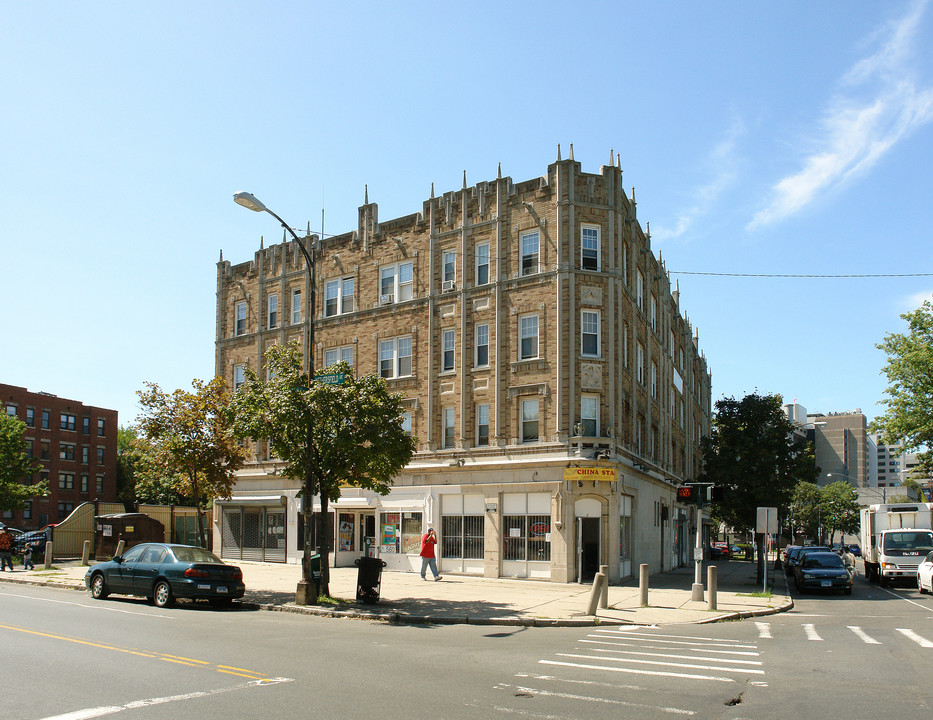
(318, 489), (330, 598)
(190, 469), (206, 548)
(755, 532), (765, 584)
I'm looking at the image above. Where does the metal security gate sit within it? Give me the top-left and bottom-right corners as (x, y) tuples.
(220, 506), (287, 562)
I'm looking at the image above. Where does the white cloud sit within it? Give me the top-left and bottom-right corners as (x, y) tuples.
(900, 289), (933, 311)
(748, 0), (933, 230)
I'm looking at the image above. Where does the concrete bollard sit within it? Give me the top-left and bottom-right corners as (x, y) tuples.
(586, 572), (607, 616)
(114, 539), (125, 558)
(82, 540), (91, 566)
(599, 564), (609, 609)
(639, 563), (649, 607)
(44, 541), (53, 569)
(708, 565), (718, 611)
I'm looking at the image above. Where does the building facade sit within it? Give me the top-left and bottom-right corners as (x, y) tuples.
(214, 151), (712, 582)
(2, 383), (119, 530)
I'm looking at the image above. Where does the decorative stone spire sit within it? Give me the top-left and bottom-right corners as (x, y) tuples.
(497, 162), (501, 179)
(610, 148), (614, 165)
(364, 184), (369, 204)
(556, 143), (562, 161)
(569, 143), (574, 161)
(462, 170), (467, 189)
(430, 182), (435, 199)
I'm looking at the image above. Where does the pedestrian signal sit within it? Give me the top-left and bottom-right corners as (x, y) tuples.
(677, 486), (696, 503)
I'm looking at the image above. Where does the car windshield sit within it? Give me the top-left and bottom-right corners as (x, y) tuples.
(881, 531), (933, 555)
(171, 547), (223, 564)
(803, 554), (844, 569)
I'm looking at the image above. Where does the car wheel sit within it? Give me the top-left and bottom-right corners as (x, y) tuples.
(90, 573), (109, 600)
(153, 580), (174, 608)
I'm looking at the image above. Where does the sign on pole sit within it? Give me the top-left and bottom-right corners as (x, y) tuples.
(756, 506), (778, 534)
(314, 372), (346, 386)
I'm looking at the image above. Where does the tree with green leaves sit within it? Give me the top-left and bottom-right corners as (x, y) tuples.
(0, 412), (46, 513)
(228, 340), (416, 601)
(872, 299), (933, 478)
(789, 481), (822, 541)
(136, 378), (247, 547)
(819, 481), (860, 546)
(700, 393), (820, 581)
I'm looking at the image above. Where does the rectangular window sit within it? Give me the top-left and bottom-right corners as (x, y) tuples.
(60, 413), (76, 431)
(401, 412), (412, 437)
(581, 225), (599, 271)
(475, 323), (489, 367)
(25, 408), (34, 427)
(23, 502), (31, 520)
(97, 418), (105, 437)
(581, 395), (599, 437)
(443, 251), (456, 284)
(650, 294), (657, 332)
(41, 410), (50, 429)
(291, 289), (302, 324)
(323, 345), (354, 368)
(59, 443), (75, 461)
(521, 399), (539, 443)
(59, 473), (74, 490)
(442, 329), (455, 372)
(503, 514), (551, 562)
(581, 310), (600, 357)
(519, 314), (538, 360)
(96, 447), (105, 465)
(520, 230), (539, 276)
(96, 476), (104, 494)
(475, 242), (490, 285)
(235, 301), (247, 336)
(40, 441), (49, 461)
(234, 364), (246, 391)
(82, 416), (90, 434)
(81, 474), (88, 493)
(380, 261), (414, 304)
(379, 336), (413, 379)
(650, 361), (658, 399)
(58, 503), (74, 521)
(636, 343), (645, 385)
(441, 514), (484, 560)
(324, 277), (355, 316)
(443, 407), (455, 449)
(267, 293), (278, 329)
(476, 404), (489, 447)
(5, 404), (16, 417)
(636, 269), (644, 311)
(81, 446), (89, 464)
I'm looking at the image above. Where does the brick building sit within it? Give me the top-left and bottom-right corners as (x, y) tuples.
(215, 149), (712, 582)
(2, 383), (119, 530)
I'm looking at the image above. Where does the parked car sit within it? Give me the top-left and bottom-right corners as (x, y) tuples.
(709, 542), (730, 559)
(917, 550), (933, 594)
(13, 527), (51, 554)
(848, 543), (862, 557)
(783, 545), (801, 563)
(85, 543), (245, 608)
(794, 551), (853, 594)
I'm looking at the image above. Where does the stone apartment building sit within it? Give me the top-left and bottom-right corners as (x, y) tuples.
(2, 383), (119, 530)
(214, 149), (712, 583)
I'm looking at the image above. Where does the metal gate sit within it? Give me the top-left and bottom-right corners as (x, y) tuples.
(220, 506), (286, 562)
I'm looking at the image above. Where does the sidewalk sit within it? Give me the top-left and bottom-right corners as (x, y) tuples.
(0, 558), (792, 627)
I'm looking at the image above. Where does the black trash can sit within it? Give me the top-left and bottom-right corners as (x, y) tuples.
(355, 556), (387, 603)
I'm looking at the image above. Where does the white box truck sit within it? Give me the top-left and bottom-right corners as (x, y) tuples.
(860, 502), (933, 586)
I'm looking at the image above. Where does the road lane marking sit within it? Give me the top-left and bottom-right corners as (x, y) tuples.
(896, 628), (933, 648)
(555, 653), (765, 674)
(847, 626), (880, 644)
(754, 622), (772, 639)
(514, 672), (646, 692)
(878, 586), (933, 610)
(539, 659), (735, 682)
(576, 646), (762, 665)
(581, 639), (760, 656)
(495, 683), (695, 716)
(803, 624), (823, 641)
(38, 677), (294, 720)
(0, 590), (173, 618)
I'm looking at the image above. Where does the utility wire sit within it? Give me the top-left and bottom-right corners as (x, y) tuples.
(667, 271), (933, 278)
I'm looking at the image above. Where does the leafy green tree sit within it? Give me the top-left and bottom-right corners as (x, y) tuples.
(0, 413), (46, 512)
(699, 393), (820, 581)
(228, 340), (416, 600)
(820, 481), (860, 546)
(789, 481), (822, 541)
(136, 378), (247, 547)
(873, 299), (933, 477)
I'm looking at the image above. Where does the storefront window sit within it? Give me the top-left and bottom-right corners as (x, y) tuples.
(338, 513), (355, 552)
(441, 515), (484, 559)
(380, 511), (423, 554)
(503, 515), (551, 561)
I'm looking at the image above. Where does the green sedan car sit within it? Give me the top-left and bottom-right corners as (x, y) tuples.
(85, 543), (245, 608)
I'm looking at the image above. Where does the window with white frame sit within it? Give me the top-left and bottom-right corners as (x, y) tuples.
(235, 301), (247, 336)
(59, 473), (74, 489)
(636, 342), (645, 385)
(581, 225), (599, 271)
(649, 294), (657, 332)
(97, 418), (105, 437)
(650, 361), (658, 398)
(476, 403), (489, 446)
(623, 322), (629, 367)
(581, 395), (599, 437)
(581, 310), (600, 357)
(325, 276), (354, 316)
(635, 416), (643, 455)
(636, 269), (644, 311)
(234, 364), (246, 391)
(379, 261), (414, 304)
(401, 412), (412, 437)
(519, 314), (538, 360)
(475, 323), (489, 367)
(443, 407), (455, 448)
(323, 345), (354, 368)
(475, 242), (490, 285)
(442, 251), (456, 285)
(379, 336), (413, 379)
(521, 398), (539, 443)
(60, 413), (76, 431)
(502, 492), (551, 562)
(520, 230), (539, 276)
(291, 289), (302, 324)
(81, 474), (88, 493)
(441, 497), (485, 560)
(267, 293), (278, 329)
(442, 329), (455, 372)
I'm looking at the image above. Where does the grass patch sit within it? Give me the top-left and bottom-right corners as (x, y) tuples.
(315, 595), (351, 606)
(736, 591), (772, 598)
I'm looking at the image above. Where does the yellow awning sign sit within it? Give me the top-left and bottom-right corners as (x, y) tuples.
(563, 467), (618, 482)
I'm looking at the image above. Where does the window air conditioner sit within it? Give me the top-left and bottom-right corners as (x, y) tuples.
(442, 280), (456, 292)
(380, 294), (394, 305)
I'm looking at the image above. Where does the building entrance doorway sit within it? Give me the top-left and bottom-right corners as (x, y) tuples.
(576, 516), (601, 583)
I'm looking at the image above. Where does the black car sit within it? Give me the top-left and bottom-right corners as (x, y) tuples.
(794, 551), (853, 594)
(85, 543), (245, 608)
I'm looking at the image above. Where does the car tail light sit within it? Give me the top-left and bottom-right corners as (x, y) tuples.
(232, 568), (243, 580)
(185, 568), (210, 579)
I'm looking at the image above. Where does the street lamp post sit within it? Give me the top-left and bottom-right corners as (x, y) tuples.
(234, 191), (320, 604)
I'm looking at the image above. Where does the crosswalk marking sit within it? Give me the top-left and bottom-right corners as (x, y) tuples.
(896, 628), (933, 648)
(554, 652), (766, 675)
(495, 683), (696, 716)
(589, 632), (757, 649)
(803, 623), (823, 641)
(575, 645), (763, 666)
(538, 659), (736, 683)
(847, 626), (880, 644)
(580, 639), (761, 657)
(755, 622), (773, 639)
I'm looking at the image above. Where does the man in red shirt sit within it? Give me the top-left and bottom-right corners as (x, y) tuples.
(420, 527), (442, 581)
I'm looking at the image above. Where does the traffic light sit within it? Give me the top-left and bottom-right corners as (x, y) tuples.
(677, 485), (697, 503)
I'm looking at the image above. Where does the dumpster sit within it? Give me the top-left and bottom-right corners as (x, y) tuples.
(95, 513), (165, 559)
(355, 556), (387, 603)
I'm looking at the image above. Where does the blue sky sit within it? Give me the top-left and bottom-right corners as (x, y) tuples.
(3, 1), (932, 426)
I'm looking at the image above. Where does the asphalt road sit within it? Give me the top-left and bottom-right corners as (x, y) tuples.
(2, 566), (932, 720)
